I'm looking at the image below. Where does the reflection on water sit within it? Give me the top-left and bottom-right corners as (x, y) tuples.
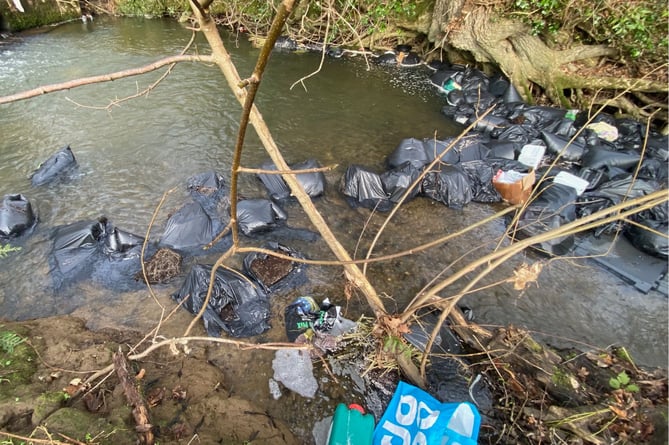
(0, 16), (666, 372)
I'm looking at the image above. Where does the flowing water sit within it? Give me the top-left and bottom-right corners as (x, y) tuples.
(0, 15), (666, 423)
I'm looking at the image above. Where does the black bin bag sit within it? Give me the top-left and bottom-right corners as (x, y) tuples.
(31, 145), (78, 186)
(422, 166), (473, 209)
(237, 198), (288, 236)
(380, 161), (423, 204)
(50, 217), (145, 291)
(242, 241), (307, 293)
(257, 159), (326, 200)
(187, 171), (230, 211)
(172, 264), (270, 338)
(159, 201), (228, 253)
(340, 165), (393, 211)
(0, 194), (37, 238)
(625, 217), (668, 259)
(387, 138), (429, 169)
(512, 183), (578, 256)
(160, 171), (232, 254)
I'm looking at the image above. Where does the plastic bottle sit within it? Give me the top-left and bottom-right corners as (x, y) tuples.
(327, 403), (375, 445)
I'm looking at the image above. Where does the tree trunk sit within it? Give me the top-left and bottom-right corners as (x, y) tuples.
(427, 0), (666, 110)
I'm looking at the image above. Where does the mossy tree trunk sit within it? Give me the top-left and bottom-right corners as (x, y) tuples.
(427, 0), (666, 113)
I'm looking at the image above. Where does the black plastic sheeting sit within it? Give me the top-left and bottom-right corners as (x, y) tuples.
(49, 217), (146, 291)
(172, 264), (270, 338)
(0, 194), (37, 238)
(31, 145), (78, 186)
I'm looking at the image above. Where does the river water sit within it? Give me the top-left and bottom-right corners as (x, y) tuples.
(0, 14), (666, 398)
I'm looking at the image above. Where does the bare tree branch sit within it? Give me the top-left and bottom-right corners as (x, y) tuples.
(0, 54), (214, 105)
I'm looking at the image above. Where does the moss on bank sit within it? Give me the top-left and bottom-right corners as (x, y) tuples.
(0, 0), (80, 32)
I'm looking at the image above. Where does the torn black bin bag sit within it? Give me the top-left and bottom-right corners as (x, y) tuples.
(31, 145), (77, 186)
(422, 165), (473, 209)
(50, 217), (145, 291)
(159, 200), (229, 253)
(471, 114), (510, 136)
(380, 161), (423, 204)
(452, 136), (491, 162)
(387, 138), (429, 169)
(242, 241), (307, 293)
(340, 165), (393, 212)
(237, 198), (287, 236)
(512, 182), (578, 256)
(187, 170), (230, 211)
(257, 159), (326, 200)
(541, 131), (585, 162)
(492, 123), (538, 146)
(509, 105), (567, 129)
(172, 264), (270, 338)
(0, 194), (37, 238)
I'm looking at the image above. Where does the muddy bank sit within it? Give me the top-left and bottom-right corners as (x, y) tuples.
(0, 316), (301, 444)
(0, 314), (667, 444)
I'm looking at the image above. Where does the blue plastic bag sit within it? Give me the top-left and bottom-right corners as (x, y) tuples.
(373, 381), (481, 445)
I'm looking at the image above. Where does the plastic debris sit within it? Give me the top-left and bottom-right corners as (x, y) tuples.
(373, 381), (481, 445)
(272, 349), (318, 398)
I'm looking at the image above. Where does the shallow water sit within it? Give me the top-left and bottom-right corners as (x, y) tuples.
(0, 14), (665, 394)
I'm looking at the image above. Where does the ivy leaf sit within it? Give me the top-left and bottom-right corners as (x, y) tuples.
(617, 371), (631, 386)
(609, 377), (621, 389)
(625, 384), (640, 393)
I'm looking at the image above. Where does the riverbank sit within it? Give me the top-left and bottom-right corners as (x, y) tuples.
(2, 12), (666, 443)
(1, 311), (667, 444)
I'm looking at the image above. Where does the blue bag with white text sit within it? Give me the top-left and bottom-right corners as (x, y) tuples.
(373, 381), (481, 445)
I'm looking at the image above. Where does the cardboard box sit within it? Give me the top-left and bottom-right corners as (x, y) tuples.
(493, 169), (536, 205)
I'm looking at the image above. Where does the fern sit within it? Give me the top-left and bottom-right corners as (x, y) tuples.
(0, 243), (21, 259)
(0, 330), (25, 354)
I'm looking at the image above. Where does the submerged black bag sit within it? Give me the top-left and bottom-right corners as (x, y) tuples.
(172, 264), (270, 338)
(242, 242), (307, 293)
(340, 165), (393, 211)
(0, 194), (37, 238)
(50, 217), (145, 291)
(31, 145), (78, 186)
(257, 159), (326, 200)
(237, 198), (288, 235)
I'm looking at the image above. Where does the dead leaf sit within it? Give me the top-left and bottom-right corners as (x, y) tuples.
(509, 262), (543, 290)
(609, 404), (628, 419)
(146, 387), (166, 407)
(135, 368), (146, 380)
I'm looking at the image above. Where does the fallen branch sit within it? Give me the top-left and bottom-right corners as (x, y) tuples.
(0, 54), (214, 105)
(113, 348), (154, 445)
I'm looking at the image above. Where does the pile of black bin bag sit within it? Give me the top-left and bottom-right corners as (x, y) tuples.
(341, 63), (668, 260)
(3, 148), (326, 337)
